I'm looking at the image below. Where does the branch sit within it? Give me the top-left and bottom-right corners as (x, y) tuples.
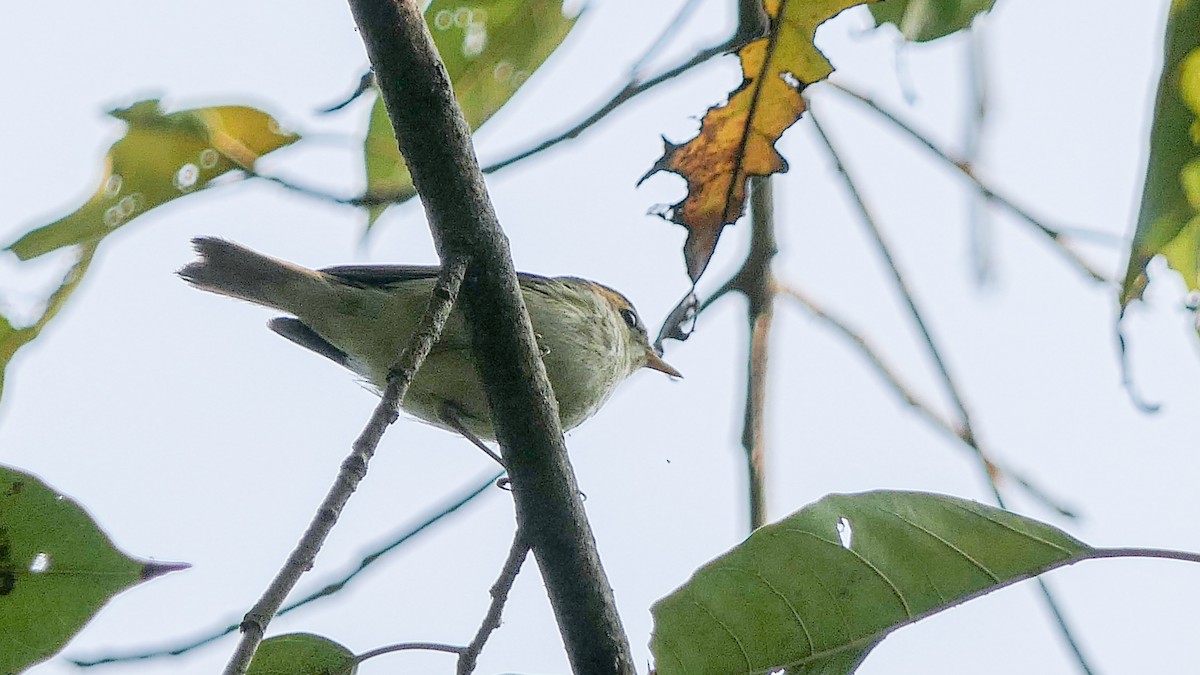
(357, 642), (466, 663)
(820, 82), (1111, 284)
(480, 32), (750, 175)
(346, 1), (635, 672)
(809, 111), (1101, 675)
(221, 257), (468, 675)
(810, 111), (984, 449)
(740, 176), (778, 531)
(73, 470), (499, 667)
(776, 284), (1076, 519)
(457, 531), (531, 674)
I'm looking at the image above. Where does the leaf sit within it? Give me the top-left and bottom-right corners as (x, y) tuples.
(869, 0), (995, 43)
(247, 633), (357, 675)
(0, 464), (187, 673)
(650, 491), (1093, 675)
(644, 0), (875, 282)
(361, 0), (578, 226)
(7, 100), (299, 260)
(0, 243), (97, 405)
(1121, 0), (1200, 311)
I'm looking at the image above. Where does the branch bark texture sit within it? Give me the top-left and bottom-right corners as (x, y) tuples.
(344, 1), (635, 672)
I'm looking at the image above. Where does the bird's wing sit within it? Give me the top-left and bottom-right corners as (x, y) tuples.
(320, 264), (442, 288)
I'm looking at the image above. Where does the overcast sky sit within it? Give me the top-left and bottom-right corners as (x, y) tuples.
(3, 1), (1197, 674)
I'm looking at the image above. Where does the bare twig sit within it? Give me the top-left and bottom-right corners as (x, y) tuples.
(357, 642), (466, 663)
(481, 38), (750, 175)
(810, 110), (1101, 675)
(810, 111), (983, 450)
(740, 176), (777, 530)
(776, 284), (1076, 519)
(629, 0), (708, 76)
(458, 531), (531, 674)
(72, 469), (501, 667)
(820, 82), (1110, 284)
(348, 1), (635, 672)
(221, 258), (468, 675)
(964, 18), (991, 284)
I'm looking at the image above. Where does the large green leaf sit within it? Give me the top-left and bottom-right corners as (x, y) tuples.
(0, 243), (96, 405)
(7, 100), (299, 260)
(870, 0), (995, 42)
(362, 0), (578, 226)
(650, 491), (1093, 675)
(1121, 0), (1200, 311)
(247, 633), (357, 675)
(0, 465), (186, 672)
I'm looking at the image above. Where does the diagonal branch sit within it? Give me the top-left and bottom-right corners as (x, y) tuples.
(221, 257), (468, 675)
(820, 82), (1111, 284)
(457, 530), (531, 674)
(740, 176), (778, 531)
(809, 111), (982, 450)
(346, 1), (635, 672)
(72, 470), (500, 667)
(776, 283), (1075, 519)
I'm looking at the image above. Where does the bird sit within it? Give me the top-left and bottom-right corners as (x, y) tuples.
(179, 237), (681, 442)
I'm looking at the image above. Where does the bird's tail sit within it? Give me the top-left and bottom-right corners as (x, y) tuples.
(178, 237), (323, 312)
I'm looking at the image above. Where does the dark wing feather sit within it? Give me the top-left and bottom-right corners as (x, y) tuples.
(269, 318), (350, 368)
(322, 264), (556, 291)
(320, 264), (442, 288)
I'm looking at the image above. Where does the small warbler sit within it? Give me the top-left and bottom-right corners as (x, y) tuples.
(180, 237), (681, 440)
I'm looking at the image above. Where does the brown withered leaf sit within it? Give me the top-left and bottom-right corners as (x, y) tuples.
(645, 0), (875, 281)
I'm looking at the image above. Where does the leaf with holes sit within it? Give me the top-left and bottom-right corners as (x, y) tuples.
(869, 0), (994, 42)
(1121, 1), (1200, 314)
(643, 0), (875, 282)
(361, 0), (578, 227)
(0, 243), (96, 406)
(650, 491), (1094, 675)
(0, 464), (186, 672)
(7, 99), (298, 260)
(247, 633), (357, 675)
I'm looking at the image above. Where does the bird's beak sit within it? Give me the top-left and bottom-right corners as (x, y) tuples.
(644, 349), (683, 378)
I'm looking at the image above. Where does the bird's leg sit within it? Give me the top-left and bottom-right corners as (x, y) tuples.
(439, 402), (506, 469)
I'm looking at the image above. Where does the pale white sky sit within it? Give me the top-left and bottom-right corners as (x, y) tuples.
(2, 1), (1197, 674)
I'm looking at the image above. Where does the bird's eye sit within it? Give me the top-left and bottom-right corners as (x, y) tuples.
(619, 307), (639, 330)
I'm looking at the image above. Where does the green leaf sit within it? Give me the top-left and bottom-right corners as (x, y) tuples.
(1121, 0), (1200, 310)
(870, 0), (995, 42)
(362, 0), (578, 226)
(0, 464), (186, 672)
(7, 100), (299, 260)
(650, 491), (1092, 675)
(247, 633), (357, 675)
(0, 243), (97, 405)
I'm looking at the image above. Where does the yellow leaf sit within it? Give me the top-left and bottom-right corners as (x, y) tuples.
(646, 0), (876, 282)
(8, 100), (299, 260)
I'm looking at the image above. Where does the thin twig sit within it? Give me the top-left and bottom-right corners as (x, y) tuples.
(221, 258), (468, 675)
(481, 38), (747, 175)
(72, 470), (499, 667)
(964, 17), (991, 285)
(457, 531), (531, 674)
(776, 284), (1076, 519)
(740, 176), (777, 531)
(810, 110), (1101, 675)
(810, 111), (983, 451)
(629, 0), (708, 76)
(357, 642), (466, 663)
(820, 82), (1111, 284)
